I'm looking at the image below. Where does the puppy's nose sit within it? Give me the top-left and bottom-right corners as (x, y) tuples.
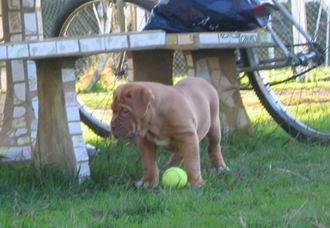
(111, 121), (121, 135)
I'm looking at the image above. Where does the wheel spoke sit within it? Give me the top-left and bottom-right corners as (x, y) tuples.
(55, 0), (154, 137)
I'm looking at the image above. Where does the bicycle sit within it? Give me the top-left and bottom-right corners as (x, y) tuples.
(49, 0), (330, 144)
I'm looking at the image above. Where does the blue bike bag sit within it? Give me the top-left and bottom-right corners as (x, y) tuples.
(144, 0), (270, 32)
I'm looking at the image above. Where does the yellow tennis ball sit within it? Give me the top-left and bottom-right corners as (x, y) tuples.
(162, 167), (188, 188)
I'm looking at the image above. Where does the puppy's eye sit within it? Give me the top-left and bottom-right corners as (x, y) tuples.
(121, 108), (130, 115)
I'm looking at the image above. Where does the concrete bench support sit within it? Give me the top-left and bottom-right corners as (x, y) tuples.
(0, 0), (90, 180)
(129, 49), (253, 136)
(35, 58), (90, 179)
(0, 0), (41, 162)
(189, 50), (253, 136)
(35, 59), (75, 175)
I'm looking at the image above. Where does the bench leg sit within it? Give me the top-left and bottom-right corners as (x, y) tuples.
(34, 59), (90, 180)
(189, 50), (253, 137)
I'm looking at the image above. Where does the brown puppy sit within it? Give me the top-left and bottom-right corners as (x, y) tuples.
(110, 77), (228, 187)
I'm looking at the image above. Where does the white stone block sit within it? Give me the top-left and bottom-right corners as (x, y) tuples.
(130, 31), (166, 48)
(0, 45), (7, 60)
(72, 135), (85, 149)
(13, 106), (26, 118)
(1, 67), (7, 91)
(105, 35), (128, 50)
(30, 119), (38, 131)
(14, 83), (26, 101)
(11, 117), (26, 129)
(75, 147), (89, 162)
(56, 40), (80, 55)
(24, 13), (37, 34)
(15, 127), (28, 137)
(29, 41), (56, 57)
(36, 11), (43, 35)
(64, 92), (77, 106)
(32, 96), (39, 118)
(68, 121), (82, 135)
(239, 33), (258, 43)
(66, 106), (80, 122)
(31, 130), (37, 141)
(218, 33), (240, 44)
(27, 61), (37, 91)
(8, 43), (29, 59)
(0, 17), (2, 39)
(0, 147), (9, 156)
(61, 68), (76, 82)
(199, 33), (219, 45)
(77, 161), (90, 179)
(22, 146), (32, 160)
(6, 147), (23, 161)
(79, 37), (105, 53)
(11, 60), (25, 82)
(17, 136), (30, 145)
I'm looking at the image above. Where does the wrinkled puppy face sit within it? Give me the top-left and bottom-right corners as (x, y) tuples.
(111, 84), (153, 140)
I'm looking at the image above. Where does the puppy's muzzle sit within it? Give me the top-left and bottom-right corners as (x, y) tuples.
(111, 120), (136, 140)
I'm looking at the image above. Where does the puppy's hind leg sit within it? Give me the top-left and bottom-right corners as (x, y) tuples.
(207, 118), (229, 172)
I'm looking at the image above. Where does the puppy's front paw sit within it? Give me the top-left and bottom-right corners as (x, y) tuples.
(187, 177), (205, 187)
(215, 166), (230, 173)
(135, 177), (159, 188)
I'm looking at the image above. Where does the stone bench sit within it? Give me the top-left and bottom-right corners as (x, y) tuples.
(0, 29), (272, 181)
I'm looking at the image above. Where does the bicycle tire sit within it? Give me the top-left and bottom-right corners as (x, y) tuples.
(50, 0), (155, 137)
(240, 0), (330, 144)
(50, 0), (155, 37)
(244, 48), (330, 144)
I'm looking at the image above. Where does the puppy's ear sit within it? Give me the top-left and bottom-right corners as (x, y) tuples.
(130, 87), (154, 119)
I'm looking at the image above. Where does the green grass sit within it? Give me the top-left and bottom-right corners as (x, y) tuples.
(2, 74), (330, 227)
(1, 111), (330, 227)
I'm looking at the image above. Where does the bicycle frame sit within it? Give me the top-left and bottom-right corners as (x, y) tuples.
(99, 0), (323, 73)
(240, 0), (323, 72)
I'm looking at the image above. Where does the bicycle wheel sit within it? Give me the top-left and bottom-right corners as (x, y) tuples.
(244, 0), (330, 143)
(50, 0), (156, 137)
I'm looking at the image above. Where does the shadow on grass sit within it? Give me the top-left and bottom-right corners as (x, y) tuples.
(0, 116), (305, 190)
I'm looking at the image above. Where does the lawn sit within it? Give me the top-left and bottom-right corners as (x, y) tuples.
(1, 82), (330, 227)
